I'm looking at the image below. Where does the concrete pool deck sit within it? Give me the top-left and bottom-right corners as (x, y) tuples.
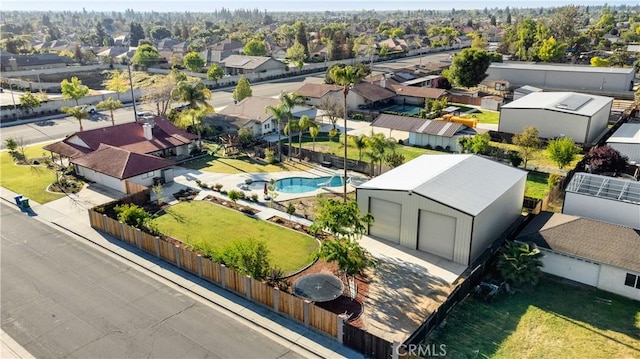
(169, 162), (367, 203)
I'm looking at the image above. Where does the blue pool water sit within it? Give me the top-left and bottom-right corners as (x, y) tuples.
(276, 176), (344, 193)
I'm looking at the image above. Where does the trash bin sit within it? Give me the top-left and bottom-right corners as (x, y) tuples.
(14, 195), (23, 206)
(20, 198), (30, 209)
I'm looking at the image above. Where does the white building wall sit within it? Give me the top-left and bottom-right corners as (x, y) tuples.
(607, 143), (640, 163)
(486, 66), (634, 92)
(472, 176), (526, 263)
(409, 133), (461, 152)
(538, 249), (601, 287)
(499, 108), (590, 143)
(597, 265), (640, 300)
(75, 165), (126, 192)
(563, 192), (640, 229)
(586, 100), (613, 144)
(175, 143), (191, 157)
(357, 188), (473, 265)
(127, 169), (164, 188)
(346, 91), (367, 110)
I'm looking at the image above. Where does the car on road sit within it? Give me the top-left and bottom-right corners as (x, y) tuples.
(81, 105), (97, 114)
(136, 111), (153, 118)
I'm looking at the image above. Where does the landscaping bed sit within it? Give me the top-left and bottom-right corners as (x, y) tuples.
(205, 194), (260, 215)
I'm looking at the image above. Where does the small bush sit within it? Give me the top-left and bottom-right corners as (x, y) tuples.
(398, 139), (404, 145)
(435, 145), (444, 151)
(508, 151), (523, 167)
(114, 203), (150, 229)
(250, 194), (259, 202)
(228, 190), (241, 202)
(214, 183), (223, 191)
(425, 144), (432, 150)
(195, 179), (203, 187)
(548, 173), (561, 188)
(265, 149), (276, 164)
(240, 206), (253, 214)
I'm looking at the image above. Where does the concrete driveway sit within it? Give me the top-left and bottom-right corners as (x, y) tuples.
(43, 183), (123, 226)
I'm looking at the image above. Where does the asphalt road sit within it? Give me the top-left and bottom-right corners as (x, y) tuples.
(0, 203), (308, 358)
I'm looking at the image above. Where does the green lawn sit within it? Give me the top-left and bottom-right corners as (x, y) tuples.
(491, 142), (583, 171)
(182, 154), (312, 174)
(470, 110), (500, 125)
(525, 172), (549, 199)
(152, 201), (319, 274)
(0, 143), (64, 203)
(426, 278), (640, 358)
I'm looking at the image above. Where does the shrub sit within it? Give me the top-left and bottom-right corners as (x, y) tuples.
(214, 183), (223, 191)
(114, 203), (150, 229)
(435, 145), (444, 151)
(508, 151), (523, 167)
(228, 190), (241, 203)
(548, 173), (561, 188)
(265, 148), (276, 164)
(238, 191), (246, 199)
(267, 267), (290, 290)
(220, 238), (271, 280)
(250, 194), (259, 202)
(240, 206), (253, 214)
(425, 144), (432, 150)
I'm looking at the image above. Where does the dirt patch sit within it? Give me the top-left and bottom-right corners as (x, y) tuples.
(278, 192), (355, 221)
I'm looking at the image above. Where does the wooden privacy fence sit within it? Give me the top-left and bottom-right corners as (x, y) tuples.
(87, 209), (343, 341)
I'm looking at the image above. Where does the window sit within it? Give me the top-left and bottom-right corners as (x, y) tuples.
(141, 171), (155, 179)
(624, 273), (640, 289)
(264, 123), (270, 129)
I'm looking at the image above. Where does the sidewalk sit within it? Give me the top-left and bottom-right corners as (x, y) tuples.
(0, 186), (362, 359)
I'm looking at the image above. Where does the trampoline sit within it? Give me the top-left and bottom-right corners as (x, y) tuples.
(293, 273), (344, 302)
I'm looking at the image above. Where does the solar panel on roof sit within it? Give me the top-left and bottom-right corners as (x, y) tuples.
(555, 94), (592, 111)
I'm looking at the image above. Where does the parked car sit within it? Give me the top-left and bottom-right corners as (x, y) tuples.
(81, 105), (96, 114)
(136, 111), (153, 118)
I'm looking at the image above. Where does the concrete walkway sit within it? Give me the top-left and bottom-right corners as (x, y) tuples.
(0, 186), (362, 359)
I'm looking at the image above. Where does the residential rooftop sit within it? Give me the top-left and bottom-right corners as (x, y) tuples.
(490, 62), (635, 74)
(500, 92), (613, 117)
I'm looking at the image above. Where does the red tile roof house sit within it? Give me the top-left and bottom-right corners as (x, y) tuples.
(43, 117), (197, 193)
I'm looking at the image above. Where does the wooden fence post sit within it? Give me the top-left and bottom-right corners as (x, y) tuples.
(245, 275), (251, 299)
(102, 214), (108, 230)
(337, 313), (349, 343)
(174, 245), (181, 268)
(153, 237), (160, 258)
(196, 254), (203, 278)
(392, 341), (400, 359)
(273, 287), (279, 313)
(303, 300), (310, 327)
(118, 221), (125, 239)
(135, 228), (142, 249)
(220, 264), (226, 288)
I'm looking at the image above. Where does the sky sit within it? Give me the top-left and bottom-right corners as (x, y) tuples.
(1, 0), (637, 12)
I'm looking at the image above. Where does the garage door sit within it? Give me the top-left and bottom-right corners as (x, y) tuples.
(418, 210), (456, 260)
(368, 198), (401, 243)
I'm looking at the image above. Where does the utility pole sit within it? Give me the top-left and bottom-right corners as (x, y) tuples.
(127, 62), (138, 122)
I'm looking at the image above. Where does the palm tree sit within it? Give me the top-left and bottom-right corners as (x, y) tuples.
(96, 97), (123, 126)
(283, 120), (299, 160)
(366, 132), (392, 176)
(329, 65), (366, 201)
(350, 134), (368, 161)
(497, 241), (543, 287)
(61, 105), (89, 131)
(264, 103), (288, 163)
(173, 80), (212, 110)
(309, 123), (319, 153)
(297, 115), (311, 160)
(179, 108), (208, 149)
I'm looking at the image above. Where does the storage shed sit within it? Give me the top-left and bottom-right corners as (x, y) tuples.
(516, 211), (640, 300)
(486, 62), (635, 92)
(498, 92), (613, 144)
(357, 154), (526, 265)
(606, 123), (640, 164)
(563, 172), (640, 229)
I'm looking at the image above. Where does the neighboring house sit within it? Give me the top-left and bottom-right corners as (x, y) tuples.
(209, 96), (280, 136)
(357, 154), (526, 265)
(486, 62), (635, 92)
(516, 211), (640, 300)
(370, 113), (478, 152)
(563, 172), (640, 229)
(201, 39), (243, 65)
(113, 34), (129, 46)
(513, 85), (543, 101)
(72, 144), (174, 193)
(498, 92), (613, 144)
(0, 52), (71, 72)
(606, 123), (640, 164)
(377, 38), (408, 54)
(96, 46), (130, 60)
(348, 82), (396, 110)
(295, 83), (343, 108)
(43, 117), (196, 192)
(157, 38), (181, 50)
(389, 83), (448, 106)
(221, 55), (286, 75)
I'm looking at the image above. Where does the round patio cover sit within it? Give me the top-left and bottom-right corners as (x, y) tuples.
(293, 273), (344, 302)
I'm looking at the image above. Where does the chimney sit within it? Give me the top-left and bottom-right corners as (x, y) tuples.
(380, 78), (386, 88)
(142, 123), (153, 140)
(9, 57), (17, 71)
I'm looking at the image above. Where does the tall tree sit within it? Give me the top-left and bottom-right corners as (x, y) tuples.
(309, 123), (319, 153)
(512, 126), (541, 169)
(142, 75), (175, 117)
(537, 37), (566, 62)
(242, 39), (267, 56)
(546, 137), (579, 169)
(102, 70), (129, 100)
(293, 20), (309, 58)
(177, 108), (208, 148)
(96, 97), (123, 126)
(60, 76), (89, 106)
(329, 65), (366, 201)
(232, 75), (252, 102)
(61, 105), (89, 131)
(584, 145), (628, 174)
(173, 81), (212, 110)
(183, 51), (205, 72)
(129, 22), (145, 47)
(349, 134), (368, 161)
(131, 44), (161, 68)
(444, 48), (492, 88)
(206, 64), (225, 85)
(19, 91), (41, 114)
(283, 120), (299, 159)
(286, 40), (307, 70)
(309, 198), (373, 241)
(264, 103), (288, 162)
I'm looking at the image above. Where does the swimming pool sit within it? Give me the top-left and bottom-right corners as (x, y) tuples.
(383, 104), (423, 116)
(275, 176), (344, 193)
